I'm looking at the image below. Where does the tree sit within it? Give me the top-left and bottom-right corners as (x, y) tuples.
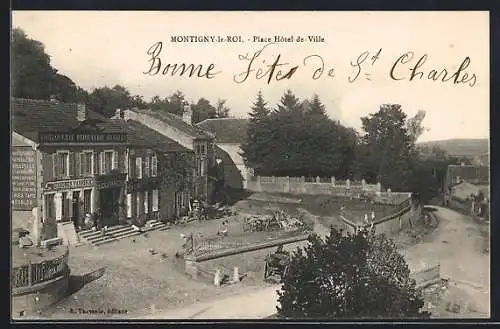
(307, 94), (327, 117)
(11, 28), (55, 100)
(87, 85), (136, 117)
(355, 104), (416, 190)
(241, 91), (271, 170)
(215, 99), (231, 118)
(406, 110), (428, 144)
(242, 90), (356, 177)
(191, 98), (216, 124)
(276, 227), (430, 319)
(167, 90), (186, 116)
(276, 89), (303, 116)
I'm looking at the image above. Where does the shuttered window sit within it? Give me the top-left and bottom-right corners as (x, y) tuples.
(99, 152), (105, 174)
(52, 151), (70, 178)
(136, 157), (142, 179)
(112, 150), (119, 170)
(80, 151), (93, 176)
(151, 155), (158, 177)
(144, 156), (150, 178)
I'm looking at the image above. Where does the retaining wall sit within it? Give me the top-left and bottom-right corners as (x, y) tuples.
(246, 175), (381, 196)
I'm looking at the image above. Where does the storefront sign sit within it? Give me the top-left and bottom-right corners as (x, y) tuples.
(12, 147), (37, 210)
(39, 132), (127, 144)
(45, 178), (94, 191)
(96, 180), (125, 190)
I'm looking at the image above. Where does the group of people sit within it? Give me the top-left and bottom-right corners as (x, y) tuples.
(76, 209), (107, 235)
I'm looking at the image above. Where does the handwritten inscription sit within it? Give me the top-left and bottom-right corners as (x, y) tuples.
(143, 42), (220, 79)
(144, 41), (479, 87)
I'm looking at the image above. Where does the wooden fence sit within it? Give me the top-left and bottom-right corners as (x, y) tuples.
(11, 248), (69, 288)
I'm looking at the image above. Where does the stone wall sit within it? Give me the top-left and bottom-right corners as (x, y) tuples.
(246, 175), (381, 196)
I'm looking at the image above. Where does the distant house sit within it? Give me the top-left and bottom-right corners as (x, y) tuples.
(444, 164), (489, 192)
(113, 107), (218, 203)
(443, 164), (490, 219)
(196, 118), (250, 189)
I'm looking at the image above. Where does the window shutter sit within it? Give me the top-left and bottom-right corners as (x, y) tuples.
(152, 155), (158, 177)
(126, 194), (132, 217)
(68, 152), (75, 177)
(152, 189), (159, 211)
(53, 153), (58, 178)
(93, 152), (98, 174)
(113, 150), (119, 170)
(99, 152), (104, 174)
(136, 157), (142, 179)
(78, 153), (84, 176)
(144, 157), (150, 178)
(75, 152), (81, 177)
(144, 191), (149, 214)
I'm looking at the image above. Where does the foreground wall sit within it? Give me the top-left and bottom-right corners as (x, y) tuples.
(246, 175), (381, 196)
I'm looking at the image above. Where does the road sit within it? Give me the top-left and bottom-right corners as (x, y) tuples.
(142, 206), (489, 319)
(142, 285), (280, 319)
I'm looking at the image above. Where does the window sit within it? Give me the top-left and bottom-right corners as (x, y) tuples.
(80, 151), (94, 176)
(53, 151), (70, 178)
(144, 156), (150, 178)
(201, 144), (206, 154)
(195, 145), (201, 154)
(151, 155), (158, 177)
(196, 158), (205, 176)
(100, 150), (118, 174)
(136, 157), (143, 179)
(152, 189), (159, 212)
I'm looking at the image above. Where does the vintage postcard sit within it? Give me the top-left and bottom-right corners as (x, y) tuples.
(10, 11), (490, 320)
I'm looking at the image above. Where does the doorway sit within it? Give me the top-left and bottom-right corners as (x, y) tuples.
(72, 191), (80, 228)
(99, 188), (120, 226)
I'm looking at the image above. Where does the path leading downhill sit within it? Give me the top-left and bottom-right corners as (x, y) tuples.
(142, 206), (490, 319)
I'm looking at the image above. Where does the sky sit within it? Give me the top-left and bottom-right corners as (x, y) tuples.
(12, 11), (489, 142)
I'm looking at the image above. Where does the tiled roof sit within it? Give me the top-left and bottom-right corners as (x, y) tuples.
(125, 120), (191, 153)
(11, 98), (125, 141)
(135, 109), (211, 139)
(196, 118), (249, 144)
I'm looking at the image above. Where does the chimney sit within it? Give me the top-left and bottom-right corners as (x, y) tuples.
(182, 104), (192, 125)
(77, 103), (88, 122)
(50, 95), (59, 103)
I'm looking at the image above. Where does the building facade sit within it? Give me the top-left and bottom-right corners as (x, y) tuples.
(12, 98), (129, 235)
(121, 117), (193, 223)
(114, 106), (218, 203)
(196, 118), (250, 189)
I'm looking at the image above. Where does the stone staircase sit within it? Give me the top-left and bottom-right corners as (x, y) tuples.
(78, 220), (170, 246)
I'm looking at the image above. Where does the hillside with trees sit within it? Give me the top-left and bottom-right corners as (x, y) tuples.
(11, 28), (230, 123)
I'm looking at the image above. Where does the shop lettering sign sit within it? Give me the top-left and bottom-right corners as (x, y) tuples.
(39, 132), (127, 144)
(12, 147), (37, 210)
(45, 178), (94, 191)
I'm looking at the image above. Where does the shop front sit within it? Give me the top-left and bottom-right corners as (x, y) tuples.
(44, 174), (127, 228)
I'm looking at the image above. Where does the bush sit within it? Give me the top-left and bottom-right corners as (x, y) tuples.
(276, 227), (431, 319)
